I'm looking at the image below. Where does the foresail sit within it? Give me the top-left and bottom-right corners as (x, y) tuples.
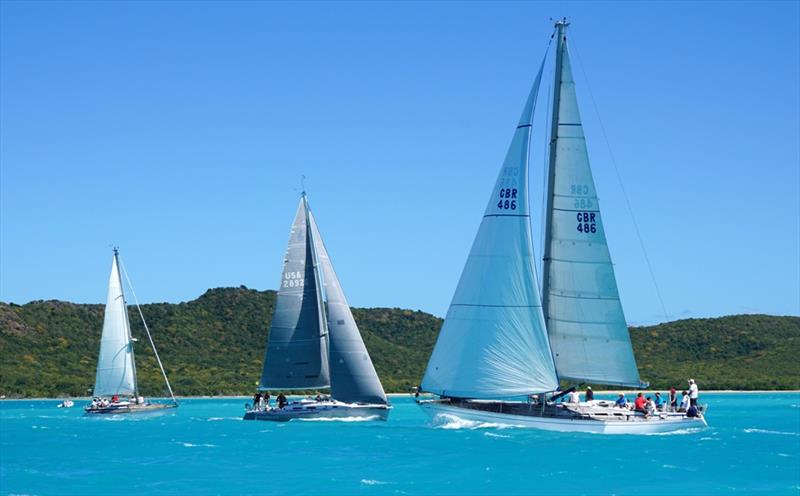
(260, 197), (330, 389)
(93, 255), (136, 397)
(542, 31), (642, 387)
(309, 212), (387, 405)
(421, 57), (559, 399)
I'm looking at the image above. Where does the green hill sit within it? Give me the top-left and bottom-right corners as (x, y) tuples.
(0, 287), (797, 397)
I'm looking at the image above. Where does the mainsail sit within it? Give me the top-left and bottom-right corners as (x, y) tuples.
(260, 195), (331, 390)
(541, 21), (643, 387)
(93, 251), (137, 397)
(421, 56), (559, 399)
(309, 211), (388, 405)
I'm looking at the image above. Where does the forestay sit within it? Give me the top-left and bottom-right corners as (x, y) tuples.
(422, 57), (559, 399)
(309, 212), (388, 405)
(260, 196), (331, 390)
(93, 254), (137, 397)
(541, 28), (642, 387)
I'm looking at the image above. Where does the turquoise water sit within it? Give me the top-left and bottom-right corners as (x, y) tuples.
(1, 393), (798, 495)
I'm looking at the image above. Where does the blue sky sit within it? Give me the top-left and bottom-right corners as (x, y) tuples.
(1, 1), (798, 324)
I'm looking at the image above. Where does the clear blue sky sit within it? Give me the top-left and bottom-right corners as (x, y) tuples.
(1, 1), (798, 324)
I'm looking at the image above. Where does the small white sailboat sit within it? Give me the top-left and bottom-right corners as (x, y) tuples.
(85, 248), (178, 416)
(417, 19), (707, 434)
(244, 192), (390, 421)
(57, 400), (74, 408)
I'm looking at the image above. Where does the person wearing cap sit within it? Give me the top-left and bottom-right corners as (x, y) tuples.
(585, 386), (594, 402)
(614, 393), (628, 408)
(688, 379), (699, 407)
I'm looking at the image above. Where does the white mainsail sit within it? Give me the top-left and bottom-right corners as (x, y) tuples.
(93, 252), (137, 397)
(260, 196), (331, 390)
(421, 57), (559, 399)
(309, 211), (388, 405)
(541, 23), (643, 387)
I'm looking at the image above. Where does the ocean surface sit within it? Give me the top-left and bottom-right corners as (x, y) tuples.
(1, 393), (798, 495)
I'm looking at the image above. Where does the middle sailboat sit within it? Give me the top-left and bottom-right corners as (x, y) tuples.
(244, 192), (390, 421)
(417, 20), (706, 434)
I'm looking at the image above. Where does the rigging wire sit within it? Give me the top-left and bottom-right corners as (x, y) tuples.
(568, 35), (671, 322)
(119, 259), (179, 405)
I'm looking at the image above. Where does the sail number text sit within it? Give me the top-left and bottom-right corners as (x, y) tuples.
(283, 271), (304, 288)
(497, 188), (518, 210)
(576, 212), (596, 233)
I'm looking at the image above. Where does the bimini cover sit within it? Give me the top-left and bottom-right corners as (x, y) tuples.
(309, 211), (388, 405)
(93, 254), (136, 397)
(542, 40), (642, 387)
(260, 197), (330, 390)
(421, 58), (559, 398)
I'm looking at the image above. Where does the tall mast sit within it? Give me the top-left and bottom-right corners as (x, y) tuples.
(303, 192), (330, 365)
(541, 18), (569, 326)
(114, 247), (139, 399)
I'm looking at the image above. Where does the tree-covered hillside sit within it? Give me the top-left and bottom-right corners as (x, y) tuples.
(0, 287), (797, 397)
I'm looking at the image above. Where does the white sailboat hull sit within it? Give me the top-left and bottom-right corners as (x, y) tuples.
(418, 400), (707, 435)
(243, 400), (391, 422)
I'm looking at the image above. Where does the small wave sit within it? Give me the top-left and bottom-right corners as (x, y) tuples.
(744, 428), (800, 437)
(205, 417), (241, 422)
(639, 427), (704, 436)
(699, 437), (718, 441)
(297, 415), (379, 422)
(777, 453), (792, 457)
(484, 432), (512, 439)
(178, 442), (217, 448)
(431, 413), (522, 430)
(662, 464), (679, 469)
(360, 479), (389, 486)
(31, 425), (48, 429)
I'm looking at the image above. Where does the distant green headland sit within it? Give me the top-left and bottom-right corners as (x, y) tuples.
(1, 287), (797, 397)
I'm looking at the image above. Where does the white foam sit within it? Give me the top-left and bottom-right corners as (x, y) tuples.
(360, 479), (388, 486)
(431, 413), (522, 430)
(484, 432), (512, 439)
(639, 427), (704, 436)
(179, 442), (217, 448)
(743, 428), (800, 437)
(205, 417), (241, 422)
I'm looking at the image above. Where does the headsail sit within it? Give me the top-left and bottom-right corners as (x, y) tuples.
(309, 211), (388, 405)
(93, 251), (137, 397)
(541, 21), (642, 387)
(421, 56), (559, 399)
(260, 196), (331, 390)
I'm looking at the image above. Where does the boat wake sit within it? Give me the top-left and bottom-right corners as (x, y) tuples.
(431, 413), (522, 430)
(743, 428), (800, 437)
(176, 442), (217, 448)
(296, 415), (380, 422)
(360, 479), (390, 486)
(638, 427), (705, 436)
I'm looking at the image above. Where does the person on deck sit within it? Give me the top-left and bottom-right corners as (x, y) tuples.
(111, 395), (119, 404)
(688, 379), (699, 407)
(277, 393), (287, 409)
(263, 392), (271, 410)
(615, 393), (628, 408)
(567, 390), (580, 403)
(668, 387), (677, 412)
(253, 391), (262, 411)
(654, 392), (664, 411)
(634, 392), (646, 412)
(645, 397), (656, 416)
(678, 391), (690, 412)
(686, 404), (700, 418)
(585, 386), (594, 402)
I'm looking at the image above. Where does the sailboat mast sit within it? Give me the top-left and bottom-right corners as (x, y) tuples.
(114, 247), (139, 399)
(303, 193), (331, 366)
(541, 18), (569, 323)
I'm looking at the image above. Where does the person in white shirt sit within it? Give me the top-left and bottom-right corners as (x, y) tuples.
(567, 390), (580, 403)
(679, 391), (690, 412)
(688, 379), (699, 407)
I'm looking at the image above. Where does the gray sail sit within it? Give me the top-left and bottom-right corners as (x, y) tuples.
(421, 56), (559, 399)
(93, 251), (137, 397)
(541, 22), (643, 387)
(308, 211), (388, 405)
(260, 196), (330, 389)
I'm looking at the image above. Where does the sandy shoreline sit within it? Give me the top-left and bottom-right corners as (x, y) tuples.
(3, 390), (799, 401)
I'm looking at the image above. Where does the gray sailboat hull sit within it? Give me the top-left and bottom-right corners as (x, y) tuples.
(243, 400), (390, 422)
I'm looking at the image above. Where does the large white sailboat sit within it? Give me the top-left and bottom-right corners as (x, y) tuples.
(244, 192), (390, 421)
(85, 248), (178, 416)
(417, 20), (707, 434)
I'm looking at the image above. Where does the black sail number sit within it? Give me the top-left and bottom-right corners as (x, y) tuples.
(576, 212), (596, 233)
(497, 188), (517, 210)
